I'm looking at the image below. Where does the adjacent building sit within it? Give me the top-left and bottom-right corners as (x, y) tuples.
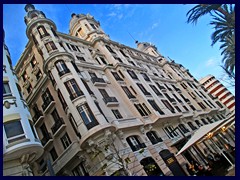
(3, 30), (43, 176)
(13, 4), (234, 176)
(199, 75), (235, 112)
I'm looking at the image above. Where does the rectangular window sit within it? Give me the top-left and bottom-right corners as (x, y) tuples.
(99, 89), (109, 98)
(36, 70), (42, 80)
(77, 56), (86, 61)
(127, 70), (138, 80)
(4, 120), (25, 143)
(72, 162), (89, 176)
(150, 85), (162, 96)
(61, 133), (72, 149)
(45, 41), (57, 53)
(148, 99), (165, 115)
(50, 147), (58, 162)
(122, 86), (135, 99)
(134, 104), (149, 116)
(112, 109), (123, 119)
(161, 99), (175, 113)
(3, 82), (12, 97)
(141, 73), (151, 81)
(77, 103), (99, 130)
(111, 72), (123, 81)
(137, 83), (151, 96)
(64, 79), (83, 100)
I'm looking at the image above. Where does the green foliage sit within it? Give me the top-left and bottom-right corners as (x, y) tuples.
(186, 4), (235, 78)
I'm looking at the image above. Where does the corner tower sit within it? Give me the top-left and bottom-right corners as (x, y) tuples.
(69, 13), (109, 42)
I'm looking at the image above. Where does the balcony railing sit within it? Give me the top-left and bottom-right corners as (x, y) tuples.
(33, 110), (44, 125)
(58, 69), (70, 77)
(51, 118), (65, 135)
(91, 77), (106, 85)
(42, 96), (54, 112)
(131, 143), (146, 152)
(103, 97), (118, 104)
(85, 120), (99, 130)
(69, 91), (84, 100)
(151, 138), (163, 145)
(41, 133), (53, 147)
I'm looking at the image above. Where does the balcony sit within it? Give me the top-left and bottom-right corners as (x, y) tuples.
(91, 77), (107, 86)
(103, 97), (119, 107)
(51, 118), (66, 136)
(131, 143), (146, 152)
(85, 120), (99, 130)
(69, 91), (84, 101)
(58, 69), (70, 77)
(41, 133), (53, 149)
(42, 97), (55, 114)
(33, 110), (44, 126)
(169, 98), (177, 105)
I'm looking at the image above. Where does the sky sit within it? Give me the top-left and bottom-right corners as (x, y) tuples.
(3, 4), (235, 95)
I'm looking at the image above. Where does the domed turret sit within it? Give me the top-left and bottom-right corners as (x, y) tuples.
(24, 4), (46, 25)
(69, 13), (109, 42)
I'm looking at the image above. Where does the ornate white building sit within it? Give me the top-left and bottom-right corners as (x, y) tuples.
(3, 30), (43, 176)
(13, 4), (234, 176)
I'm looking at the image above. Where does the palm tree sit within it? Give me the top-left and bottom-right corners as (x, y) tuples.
(186, 4), (235, 78)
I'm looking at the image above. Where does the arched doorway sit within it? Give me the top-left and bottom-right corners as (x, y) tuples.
(140, 157), (164, 176)
(159, 149), (186, 176)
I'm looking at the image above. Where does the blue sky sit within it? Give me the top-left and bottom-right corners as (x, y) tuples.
(3, 4), (234, 94)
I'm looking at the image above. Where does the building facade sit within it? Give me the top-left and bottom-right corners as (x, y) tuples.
(13, 4), (234, 176)
(3, 30), (43, 176)
(199, 75), (235, 112)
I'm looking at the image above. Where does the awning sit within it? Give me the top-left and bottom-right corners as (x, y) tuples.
(176, 116), (235, 155)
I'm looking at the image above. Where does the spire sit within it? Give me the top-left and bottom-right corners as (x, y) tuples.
(24, 4), (35, 12)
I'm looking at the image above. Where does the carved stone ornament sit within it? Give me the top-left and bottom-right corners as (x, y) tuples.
(3, 100), (17, 109)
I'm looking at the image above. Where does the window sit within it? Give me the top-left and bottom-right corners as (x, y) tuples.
(30, 58), (37, 68)
(201, 119), (208, 125)
(174, 106), (182, 112)
(16, 83), (23, 99)
(36, 70), (42, 80)
(178, 124), (190, 133)
(61, 133), (72, 149)
(126, 136), (146, 152)
(50, 147), (58, 162)
(122, 86), (135, 99)
(69, 114), (81, 138)
(100, 57), (108, 64)
(127, 70), (138, 80)
(161, 99), (175, 113)
(45, 41), (57, 53)
(72, 162), (89, 176)
(26, 84), (33, 94)
(148, 100), (165, 115)
(187, 122), (197, 130)
(51, 27), (58, 37)
(77, 103), (99, 130)
(112, 109), (123, 119)
(76, 56), (86, 61)
(146, 131), (162, 145)
(189, 105), (196, 111)
(90, 23), (97, 30)
(55, 60), (70, 77)
(37, 25), (49, 38)
(163, 126), (178, 138)
(141, 73), (151, 81)
(134, 103), (149, 116)
(41, 88), (53, 109)
(64, 79), (83, 100)
(51, 109), (61, 121)
(4, 120), (25, 143)
(120, 49), (128, 57)
(22, 71), (28, 81)
(137, 83), (151, 96)
(71, 61), (80, 73)
(150, 85), (162, 96)
(30, 122), (38, 139)
(112, 72), (123, 81)
(198, 102), (206, 109)
(48, 71), (56, 85)
(114, 57), (123, 63)
(105, 45), (115, 54)
(99, 89), (109, 98)
(3, 82), (12, 97)
(58, 89), (67, 110)
(195, 120), (202, 127)
(77, 27), (85, 37)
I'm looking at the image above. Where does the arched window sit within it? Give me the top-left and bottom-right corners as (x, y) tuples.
(146, 131), (163, 144)
(195, 120), (202, 127)
(126, 135), (146, 152)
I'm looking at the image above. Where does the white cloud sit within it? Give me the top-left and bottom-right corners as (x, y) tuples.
(151, 22), (159, 29)
(108, 12), (117, 17)
(205, 58), (217, 67)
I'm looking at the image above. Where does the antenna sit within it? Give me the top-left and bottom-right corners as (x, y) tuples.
(65, 4), (72, 15)
(128, 31), (138, 44)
